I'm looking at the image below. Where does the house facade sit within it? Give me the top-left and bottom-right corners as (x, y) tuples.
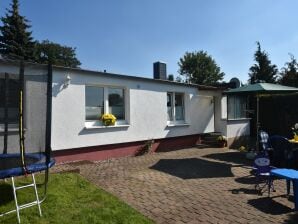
(0, 60), (250, 163)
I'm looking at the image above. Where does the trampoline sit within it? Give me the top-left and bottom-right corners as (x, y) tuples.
(0, 153), (55, 179)
(0, 60), (55, 223)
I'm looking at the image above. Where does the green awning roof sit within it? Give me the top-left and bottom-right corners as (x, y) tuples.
(225, 83), (298, 94)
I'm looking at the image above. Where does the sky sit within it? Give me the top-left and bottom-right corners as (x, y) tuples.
(1, 0), (298, 83)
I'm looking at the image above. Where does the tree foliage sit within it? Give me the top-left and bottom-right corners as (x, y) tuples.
(35, 40), (81, 68)
(0, 0), (81, 67)
(248, 42), (278, 84)
(0, 0), (35, 60)
(279, 54), (298, 87)
(178, 51), (224, 85)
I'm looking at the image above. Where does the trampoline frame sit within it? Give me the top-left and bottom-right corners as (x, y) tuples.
(0, 61), (55, 224)
(0, 153), (55, 179)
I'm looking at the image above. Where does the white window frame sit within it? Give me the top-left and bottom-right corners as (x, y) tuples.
(167, 92), (186, 125)
(85, 85), (128, 128)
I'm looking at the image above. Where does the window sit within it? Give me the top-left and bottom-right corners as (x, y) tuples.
(85, 86), (126, 125)
(167, 93), (173, 121)
(167, 92), (185, 123)
(108, 88), (125, 120)
(227, 95), (247, 119)
(85, 86), (104, 120)
(0, 76), (19, 124)
(175, 93), (184, 121)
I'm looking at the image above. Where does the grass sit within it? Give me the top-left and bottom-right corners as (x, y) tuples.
(0, 173), (153, 224)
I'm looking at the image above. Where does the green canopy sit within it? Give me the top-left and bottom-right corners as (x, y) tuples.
(226, 83), (298, 94)
(225, 83), (298, 151)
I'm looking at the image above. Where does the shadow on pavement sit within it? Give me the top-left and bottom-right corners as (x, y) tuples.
(247, 197), (293, 215)
(283, 212), (298, 224)
(203, 151), (252, 166)
(230, 188), (259, 195)
(150, 158), (233, 179)
(234, 175), (257, 185)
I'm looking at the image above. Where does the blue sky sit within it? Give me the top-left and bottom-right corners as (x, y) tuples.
(1, 0), (298, 83)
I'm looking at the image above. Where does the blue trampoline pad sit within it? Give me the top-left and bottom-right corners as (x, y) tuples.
(0, 153), (55, 179)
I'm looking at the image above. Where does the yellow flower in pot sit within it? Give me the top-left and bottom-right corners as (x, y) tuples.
(292, 123), (298, 141)
(101, 113), (116, 126)
(217, 135), (227, 147)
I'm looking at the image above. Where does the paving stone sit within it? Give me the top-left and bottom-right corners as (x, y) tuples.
(52, 147), (298, 223)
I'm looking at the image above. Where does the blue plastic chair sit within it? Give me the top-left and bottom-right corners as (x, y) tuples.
(253, 152), (275, 195)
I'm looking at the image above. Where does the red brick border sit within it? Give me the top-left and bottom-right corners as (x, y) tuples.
(53, 134), (201, 163)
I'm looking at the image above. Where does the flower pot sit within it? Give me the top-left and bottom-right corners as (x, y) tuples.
(218, 141), (226, 148)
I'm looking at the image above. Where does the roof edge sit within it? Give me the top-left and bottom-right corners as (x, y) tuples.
(0, 58), (221, 91)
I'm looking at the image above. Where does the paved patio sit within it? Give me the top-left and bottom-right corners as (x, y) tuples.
(53, 147), (298, 224)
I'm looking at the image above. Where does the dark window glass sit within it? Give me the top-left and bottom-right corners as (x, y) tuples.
(228, 95), (247, 119)
(108, 88), (125, 120)
(175, 93), (184, 120)
(85, 86), (104, 120)
(167, 93), (173, 121)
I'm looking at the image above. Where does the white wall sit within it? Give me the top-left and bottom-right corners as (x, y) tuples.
(227, 119), (250, 138)
(51, 69), (217, 150)
(0, 61), (225, 151)
(214, 94), (250, 139)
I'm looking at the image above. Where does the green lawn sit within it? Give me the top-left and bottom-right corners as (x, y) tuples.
(0, 173), (153, 224)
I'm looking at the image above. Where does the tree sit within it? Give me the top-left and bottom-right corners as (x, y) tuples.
(279, 54), (298, 87)
(35, 40), (81, 68)
(248, 42), (278, 84)
(175, 75), (182, 83)
(0, 0), (35, 60)
(178, 51), (224, 85)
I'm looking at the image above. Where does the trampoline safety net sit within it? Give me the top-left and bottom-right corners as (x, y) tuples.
(0, 62), (54, 178)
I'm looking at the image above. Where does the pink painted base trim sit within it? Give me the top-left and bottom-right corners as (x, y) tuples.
(53, 134), (201, 164)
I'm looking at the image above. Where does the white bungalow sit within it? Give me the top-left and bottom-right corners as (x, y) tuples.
(0, 60), (250, 163)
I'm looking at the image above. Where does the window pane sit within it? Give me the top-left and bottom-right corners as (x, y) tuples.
(85, 86), (104, 120)
(167, 93), (173, 121)
(0, 77), (19, 124)
(227, 96), (235, 119)
(175, 93), (184, 120)
(108, 88), (125, 120)
(228, 95), (246, 119)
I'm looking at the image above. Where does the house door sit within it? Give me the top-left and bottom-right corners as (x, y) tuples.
(197, 95), (215, 133)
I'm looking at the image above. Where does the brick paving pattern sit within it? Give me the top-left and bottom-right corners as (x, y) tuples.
(53, 148), (298, 224)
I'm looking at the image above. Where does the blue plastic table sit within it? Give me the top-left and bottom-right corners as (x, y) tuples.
(270, 168), (298, 210)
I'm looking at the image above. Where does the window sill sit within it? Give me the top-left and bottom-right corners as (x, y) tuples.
(84, 124), (130, 130)
(227, 118), (251, 121)
(167, 123), (190, 127)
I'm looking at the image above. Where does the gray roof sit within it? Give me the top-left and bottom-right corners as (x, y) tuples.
(225, 82), (298, 94)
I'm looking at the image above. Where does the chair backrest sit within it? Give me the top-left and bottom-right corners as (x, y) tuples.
(253, 152), (271, 174)
(269, 135), (293, 168)
(259, 130), (270, 151)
